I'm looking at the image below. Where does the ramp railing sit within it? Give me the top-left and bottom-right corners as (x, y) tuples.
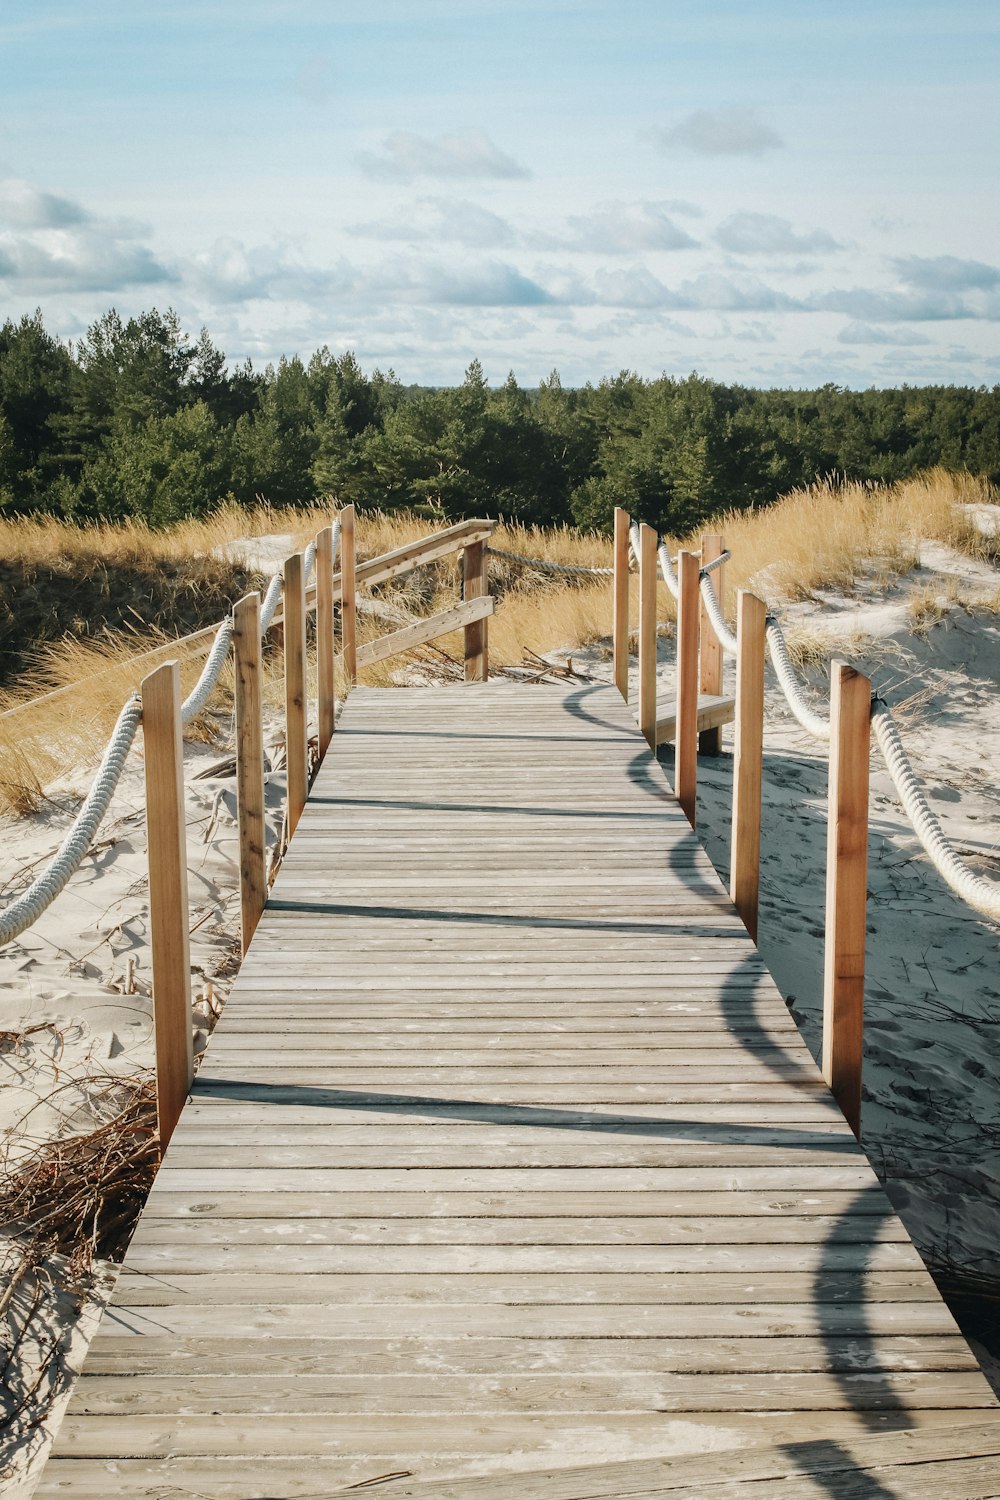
(0, 510), (494, 1146)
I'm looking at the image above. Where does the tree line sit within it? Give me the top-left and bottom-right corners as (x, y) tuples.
(3, 306), (1000, 535)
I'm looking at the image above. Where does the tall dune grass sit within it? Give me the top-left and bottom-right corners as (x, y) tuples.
(0, 469), (995, 814)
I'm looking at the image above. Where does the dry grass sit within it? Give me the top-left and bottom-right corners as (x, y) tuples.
(0, 469), (995, 814)
(700, 468), (997, 614)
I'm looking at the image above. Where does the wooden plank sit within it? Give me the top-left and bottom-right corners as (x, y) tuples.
(654, 694), (735, 745)
(43, 680), (995, 1497)
(340, 501), (357, 680)
(699, 531), (724, 754)
(140, 661), (192, 1149)
(730, 590), (765, 942)
(315, 522), (336, 757)
(638, 522), (657, 748)
(282, 550), (308, 837)
(232, 593), (266, 955)
(613, 506), (630, 700)
(67, 1369), (991, 1416)
(71, 1333), (984, 1376)
(356, 596), (493, 670)
(675, 548), (700, 827)
(823, 660), (872, 1137)
(463, 537), (489, 681)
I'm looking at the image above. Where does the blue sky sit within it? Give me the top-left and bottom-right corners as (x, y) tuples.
(1, 0), (998, 386)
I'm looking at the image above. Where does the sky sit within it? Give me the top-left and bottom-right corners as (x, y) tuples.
(1, 0), (999, 388)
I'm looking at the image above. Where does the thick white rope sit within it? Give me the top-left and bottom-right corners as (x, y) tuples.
(259, 572), (283, 633)
(181, 618), (234, 724)
(699, 573), (738, 658)
(0, 517), (345, 949)
(764, 616), (831, 741)
(872, 702), (1000, 921)
(0, 696), (142, 947)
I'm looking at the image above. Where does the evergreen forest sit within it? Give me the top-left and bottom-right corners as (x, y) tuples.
(3, 307), (1000, 535)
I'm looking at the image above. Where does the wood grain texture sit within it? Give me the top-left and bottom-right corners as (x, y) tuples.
(730, 590), (766, 942)
(613, 506), (630, 701)
(232, 593), (266, 954)
(315, 523), (336, 757)
(638, 523), (657, 748)
(282, 550), (308, 837)
(140, 660), (192, 1148)
(43, 680), (998, 1495)
(675, 549), (700, 827)
(822, 660), (872, 1138)
(698, 531), (724, 754)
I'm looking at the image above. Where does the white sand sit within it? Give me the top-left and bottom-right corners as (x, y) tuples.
(3, 538), (1000, 1491)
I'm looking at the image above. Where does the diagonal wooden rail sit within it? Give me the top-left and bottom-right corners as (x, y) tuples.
(39, 681), (1000, 1496)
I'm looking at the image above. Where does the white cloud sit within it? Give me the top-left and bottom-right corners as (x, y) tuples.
(348, 197), (515, 249)
(0, 226), (171, 291)
(653, 108), (783, 158)
(716, 212), (841, 257)
(389, 259), (553, 307)
(838, 321), (932, 346)
(0, 176), (89, 229)
(819, 286), (975, 322)
(559, 201), (699, 253)
(892, 254), (1000, 292)
(590, 266), (798, 312)
(357, 130), (530, 182)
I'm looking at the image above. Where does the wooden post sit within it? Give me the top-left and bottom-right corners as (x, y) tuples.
(638, 523), (657, 749)
(141, 660), (193, 1150)
(822, 661), (872, 1139)
(341, 503), (357, 682)
(731, 591), (766, 941)
(699, 532), (725, 755)
(613, 508), (630, 702)
(463, 539), (489, 682)
(283, 551), (308, 839)
(675, 549), (700, 827)
(233, 593), (266, 956)
(316, 524), (336, 759)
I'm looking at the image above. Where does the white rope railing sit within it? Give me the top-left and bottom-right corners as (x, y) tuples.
(626, 510), (1000, 923)
(0, 696), (143, 947)
(871, 702), (1000, 921)
(0, 517), (345, 950)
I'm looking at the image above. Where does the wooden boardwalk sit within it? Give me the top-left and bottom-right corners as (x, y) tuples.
(41, 684), (1000, 1496)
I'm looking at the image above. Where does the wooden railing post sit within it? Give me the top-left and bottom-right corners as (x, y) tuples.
(316, 524), (336, 759)
(283, 551), (308, 839)
(463, 539), (489, 682)
(141, 660), (193, 1150)
(675, 549), (700, 827)
(731, 591), (766, 941)
(233, 593), (266, 955)
(638, 523), (657, 749)
(822, 661), (872, 1139)
(613, 508), (630, 702)
(699, 532), (725, 755)
(341, 503), (357, 682)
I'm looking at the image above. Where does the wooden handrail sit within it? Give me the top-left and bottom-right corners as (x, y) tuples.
(612, 507), (874, 1135)
(3, 518), (497, 724)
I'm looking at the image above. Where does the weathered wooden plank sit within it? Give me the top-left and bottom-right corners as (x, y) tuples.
(110, 1271), (935, 1312)
(135, 1188), (893, 1220)
(44, 681), (995, 1497)
(128, 1214), (911, 1247)
(68, 1369), (992, 1416)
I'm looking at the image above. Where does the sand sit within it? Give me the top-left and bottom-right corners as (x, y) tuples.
(2, 533), (1000, 1492)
